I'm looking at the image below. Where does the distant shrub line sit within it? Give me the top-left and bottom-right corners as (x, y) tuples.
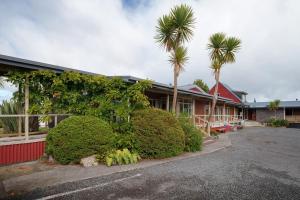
(266, 118), (289, 127)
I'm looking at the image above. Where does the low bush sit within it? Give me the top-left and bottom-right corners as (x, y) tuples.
(115, 132), (139, 152)
(132, 108), (185, 158)
(266, 118), (289, 127)
(46, 116), (116, 164)
(101, 148), (141, 167)
(178, 116), (203, 152)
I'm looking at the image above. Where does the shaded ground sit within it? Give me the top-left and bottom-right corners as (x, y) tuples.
(5, 127), (300, 199)
(0, 161), (58, 181)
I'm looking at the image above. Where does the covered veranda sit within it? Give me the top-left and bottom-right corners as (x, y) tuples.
(0, 54), (88, 164)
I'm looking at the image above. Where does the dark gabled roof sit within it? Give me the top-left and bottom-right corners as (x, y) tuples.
(114, 76), (238, 103)
(178, 84), (207, 94)
(0, 54), (96, 75)
(0, 54), (244, 106)
(233, 90), (248, 95)
(249, 101), (300, 108)
(222, 83), (244, 102)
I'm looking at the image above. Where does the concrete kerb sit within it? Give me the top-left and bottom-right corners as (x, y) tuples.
(2, 134), (232, 195)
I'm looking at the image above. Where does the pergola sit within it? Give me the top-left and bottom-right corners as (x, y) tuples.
(0, 54), (94, 140)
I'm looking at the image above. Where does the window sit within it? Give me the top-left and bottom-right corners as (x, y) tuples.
(149, 98), (167, 110)
(226, 107), (231, 115)
(214, 106), (223, 121)
(286, 108), (293, 116)
(178, 98), (192, 116)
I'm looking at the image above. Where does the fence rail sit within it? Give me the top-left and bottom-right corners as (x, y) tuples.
(0, 114), (71, 144)
(193, 115), (244, 129)
(285, 115), (300, 123)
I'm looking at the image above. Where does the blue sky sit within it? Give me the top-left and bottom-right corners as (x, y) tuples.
(122, 0), (142, 8)
(0, 0), (300, 102)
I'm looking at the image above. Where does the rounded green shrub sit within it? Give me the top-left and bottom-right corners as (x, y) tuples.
(266, 118), (289, 127)
(46, 116), (116, 164)
(132, 108), (185, 158)
(178, 116), (203, 152)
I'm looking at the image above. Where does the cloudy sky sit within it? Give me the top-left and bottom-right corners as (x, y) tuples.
(0, 0), (299, 102)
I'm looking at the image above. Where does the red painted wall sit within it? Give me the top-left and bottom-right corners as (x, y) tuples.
(209, 83), (241, 103)
(0, 140), (45, 165)
(195, 100), (207, 115)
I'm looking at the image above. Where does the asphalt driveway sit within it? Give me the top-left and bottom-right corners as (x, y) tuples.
(8, 127), (300, 200)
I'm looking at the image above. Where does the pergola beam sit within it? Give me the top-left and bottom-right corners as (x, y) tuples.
(24, 76), (29, 140)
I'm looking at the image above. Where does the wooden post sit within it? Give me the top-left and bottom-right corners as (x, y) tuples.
(166, 94), (169, 112)
(18, 116), (22, 136)
(54, 115), (58, 126)
(18, 83), (22, 136)
(207, 102), (211, 137)
(283, 107), (286, 120)
(192, 98), (195, 125)
(223, 104), (226, 122)
(24, 76), (29, 140)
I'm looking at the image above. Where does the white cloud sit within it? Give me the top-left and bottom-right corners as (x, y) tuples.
(0, 0), (299, 101)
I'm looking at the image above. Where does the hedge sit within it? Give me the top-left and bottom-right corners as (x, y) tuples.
(46, 116), (116, 164)
(178, 116), (203, 152)
(132, 108), (185, 158)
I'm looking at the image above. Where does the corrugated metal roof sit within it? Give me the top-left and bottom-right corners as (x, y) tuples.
(222, 83), (243, 102)
(178, 84), (207, 94)
(0, 54), (244, 106)
(0, 54), (96, 75)
(249, 101), (300, 108)
(114, 76), (239, 103)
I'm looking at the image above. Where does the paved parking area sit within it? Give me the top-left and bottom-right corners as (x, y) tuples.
(7, 127), (300, 200)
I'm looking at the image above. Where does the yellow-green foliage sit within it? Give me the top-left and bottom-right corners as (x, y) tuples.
(103, 149), (141, 167)
(132, 108), (185, 158)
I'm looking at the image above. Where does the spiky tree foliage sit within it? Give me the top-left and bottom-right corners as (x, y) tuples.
(193, 79), (209, 93)
(268, 99), (280, 119)
(0, 77), (4, 88)
(155, 4), (195, 113)
(207, 33), (241, 133)
(0, 100), (19, 133)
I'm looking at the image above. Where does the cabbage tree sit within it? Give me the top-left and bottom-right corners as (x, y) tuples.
(207, 33), (241, 130)
(155, 4), (195, 113)
(268, 99), (280, 119)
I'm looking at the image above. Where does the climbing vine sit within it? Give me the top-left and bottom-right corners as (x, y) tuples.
(7, 70), (152, 132)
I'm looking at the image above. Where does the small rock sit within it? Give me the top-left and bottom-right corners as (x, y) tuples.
(48, 155), (54, 163)
(80, 155), (98, 167)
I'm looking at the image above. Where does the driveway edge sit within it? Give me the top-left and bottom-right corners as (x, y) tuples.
(2, 134), (232, 195)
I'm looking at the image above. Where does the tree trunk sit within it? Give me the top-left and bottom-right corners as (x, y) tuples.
(207, 71), (220, 133)
(172, 65), (178, 114)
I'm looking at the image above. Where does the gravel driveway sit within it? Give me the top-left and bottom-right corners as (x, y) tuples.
(8, 127), (300, 200)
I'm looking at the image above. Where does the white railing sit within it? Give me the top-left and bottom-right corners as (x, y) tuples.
(193, 115), (243, 129)
(0, 114), (71, 143)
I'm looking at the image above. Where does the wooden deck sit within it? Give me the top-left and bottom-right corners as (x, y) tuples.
(285, 115), (300, 123)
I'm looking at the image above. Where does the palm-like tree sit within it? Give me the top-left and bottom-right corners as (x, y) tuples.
(0, 77), (4, 88)
(268, 99), (280, 119)
(207, 33), (241, 130)
(155, 4), (195, 113)
(169, 46), (189, 112)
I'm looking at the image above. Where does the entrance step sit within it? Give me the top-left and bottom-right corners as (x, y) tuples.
(244, 120), (264, 127)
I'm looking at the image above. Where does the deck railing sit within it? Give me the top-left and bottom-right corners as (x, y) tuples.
(0, 114), (71, 144)
(193, 115), (243, 129)
(285, 115), (300, 123)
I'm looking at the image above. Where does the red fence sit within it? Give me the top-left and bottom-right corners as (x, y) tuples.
(0, 139), (46, 165)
